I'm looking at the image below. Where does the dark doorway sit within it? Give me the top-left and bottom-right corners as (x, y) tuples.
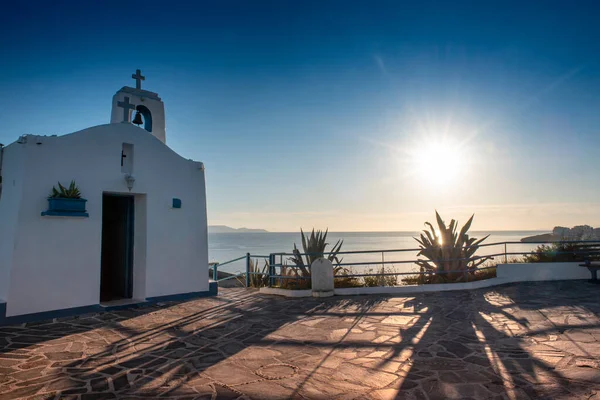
(100, 194), (134, 302)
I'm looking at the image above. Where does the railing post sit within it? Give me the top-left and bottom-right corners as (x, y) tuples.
(245, 253), (251, 288)
(504, 243), (508, 263)
(269, 253), (275, 287)
(213, 263), (219, 281)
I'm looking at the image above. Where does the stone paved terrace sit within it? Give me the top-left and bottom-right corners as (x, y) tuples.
(1, 282), (600, 399)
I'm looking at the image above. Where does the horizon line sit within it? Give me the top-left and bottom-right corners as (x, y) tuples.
(208, 228), (553, 233)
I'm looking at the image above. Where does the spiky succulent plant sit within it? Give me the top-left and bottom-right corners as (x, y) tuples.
(49, 180), (81, 199)
(248, 258), (270, 288)
(288, 228), (343, 276)
(414, 211), (491, 282)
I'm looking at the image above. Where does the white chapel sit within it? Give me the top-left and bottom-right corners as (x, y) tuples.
(0, 70), (214, 324)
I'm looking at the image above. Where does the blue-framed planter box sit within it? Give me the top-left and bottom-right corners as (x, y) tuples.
(42, 198), (89, 217)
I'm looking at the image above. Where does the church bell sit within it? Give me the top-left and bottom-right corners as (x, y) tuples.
(132, 111), (143, 126)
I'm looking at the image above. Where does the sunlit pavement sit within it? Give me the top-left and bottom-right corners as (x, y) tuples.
(1, 282), (600, 399)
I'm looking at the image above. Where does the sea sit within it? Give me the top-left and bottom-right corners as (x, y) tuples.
(208, 230), (547, 275)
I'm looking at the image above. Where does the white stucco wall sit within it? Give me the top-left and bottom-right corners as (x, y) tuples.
(0, 123), (209, 316)
(0, 142), (26, 302)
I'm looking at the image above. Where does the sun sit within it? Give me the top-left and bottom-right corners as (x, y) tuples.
(409, 138), (464, 186)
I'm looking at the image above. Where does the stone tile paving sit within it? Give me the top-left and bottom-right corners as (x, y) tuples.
(1, 281), (600, 399)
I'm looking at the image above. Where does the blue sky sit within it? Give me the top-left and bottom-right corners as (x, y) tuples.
(1, 1), (599, 231)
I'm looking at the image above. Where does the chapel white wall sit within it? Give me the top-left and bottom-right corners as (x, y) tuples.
(0, 143), (26, 302)
(132, 195), (148, 301)
(2, 124), (208, 316)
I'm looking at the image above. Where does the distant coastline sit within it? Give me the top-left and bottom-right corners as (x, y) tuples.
(520, 233), (556, 243)
(208, 225), (268, 233)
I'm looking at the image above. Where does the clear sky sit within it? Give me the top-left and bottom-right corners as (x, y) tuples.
(1, 1), (599, 232)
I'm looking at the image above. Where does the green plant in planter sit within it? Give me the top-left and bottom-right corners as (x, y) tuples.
(49, 180), (82, 199)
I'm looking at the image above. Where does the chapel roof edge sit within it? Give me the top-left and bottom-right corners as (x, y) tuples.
(115, 86), (162, 101)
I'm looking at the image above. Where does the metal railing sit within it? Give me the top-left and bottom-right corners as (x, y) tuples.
(209, 240), (600, 288)
(210, 253), (271, 287)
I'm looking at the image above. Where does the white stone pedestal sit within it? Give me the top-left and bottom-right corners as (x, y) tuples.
(311, 258), (334, 297)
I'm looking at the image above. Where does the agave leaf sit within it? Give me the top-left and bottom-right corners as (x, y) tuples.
(423, 227), (436, 246)
(472, 234), (490, 246)
(322, 228), (329, 246)
(288, 243), (310, 276)
(471, 257), (491, 268)
(420, 233), (433, 247)
(458, 215), (474, 240)
(424, 222), (438, 239)
(435, 211), (447, 238)
(49, 187), (60, 198)
(301, 229), (310, 266)
(449, 220), (456, 239)
(414, 235), (426, 247)
(328, 238), (344, 266)
(301, 228), (307, 252)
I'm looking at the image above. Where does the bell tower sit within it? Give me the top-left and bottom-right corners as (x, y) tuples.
(110, 69), (167, 143)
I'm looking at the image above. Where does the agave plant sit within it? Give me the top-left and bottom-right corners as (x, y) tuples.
(247, 258), (270, 288)
(49, 180), (82, 199)
(414, 211), (491, 282)
(278, 264), (311, 289)
(288, 229), (343, 277)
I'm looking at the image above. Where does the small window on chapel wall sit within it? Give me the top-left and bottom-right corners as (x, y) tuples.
(121, 143), (134, 174)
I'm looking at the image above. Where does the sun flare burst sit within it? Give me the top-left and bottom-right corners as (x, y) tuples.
(409, 137), (465, 186)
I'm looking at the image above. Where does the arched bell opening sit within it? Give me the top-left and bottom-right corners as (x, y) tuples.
(133, 105), (153, 133)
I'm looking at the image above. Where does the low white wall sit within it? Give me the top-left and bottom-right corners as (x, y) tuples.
(335, 278), (511, 296)
(259, 262), (591, 298)
(259, 288), (312, 297)
(496, 262), (589, 282)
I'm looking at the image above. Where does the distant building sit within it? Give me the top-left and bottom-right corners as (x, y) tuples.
(0, 70), (214, 324)
(553, 225), (599, 240)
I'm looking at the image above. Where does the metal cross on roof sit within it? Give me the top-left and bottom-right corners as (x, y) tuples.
(132, 69), (145, 90)
(117, 96), (136, 122)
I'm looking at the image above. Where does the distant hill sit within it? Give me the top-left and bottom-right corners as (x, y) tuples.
(208, 225), (268, 233)
(520, 233), (556, 243)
